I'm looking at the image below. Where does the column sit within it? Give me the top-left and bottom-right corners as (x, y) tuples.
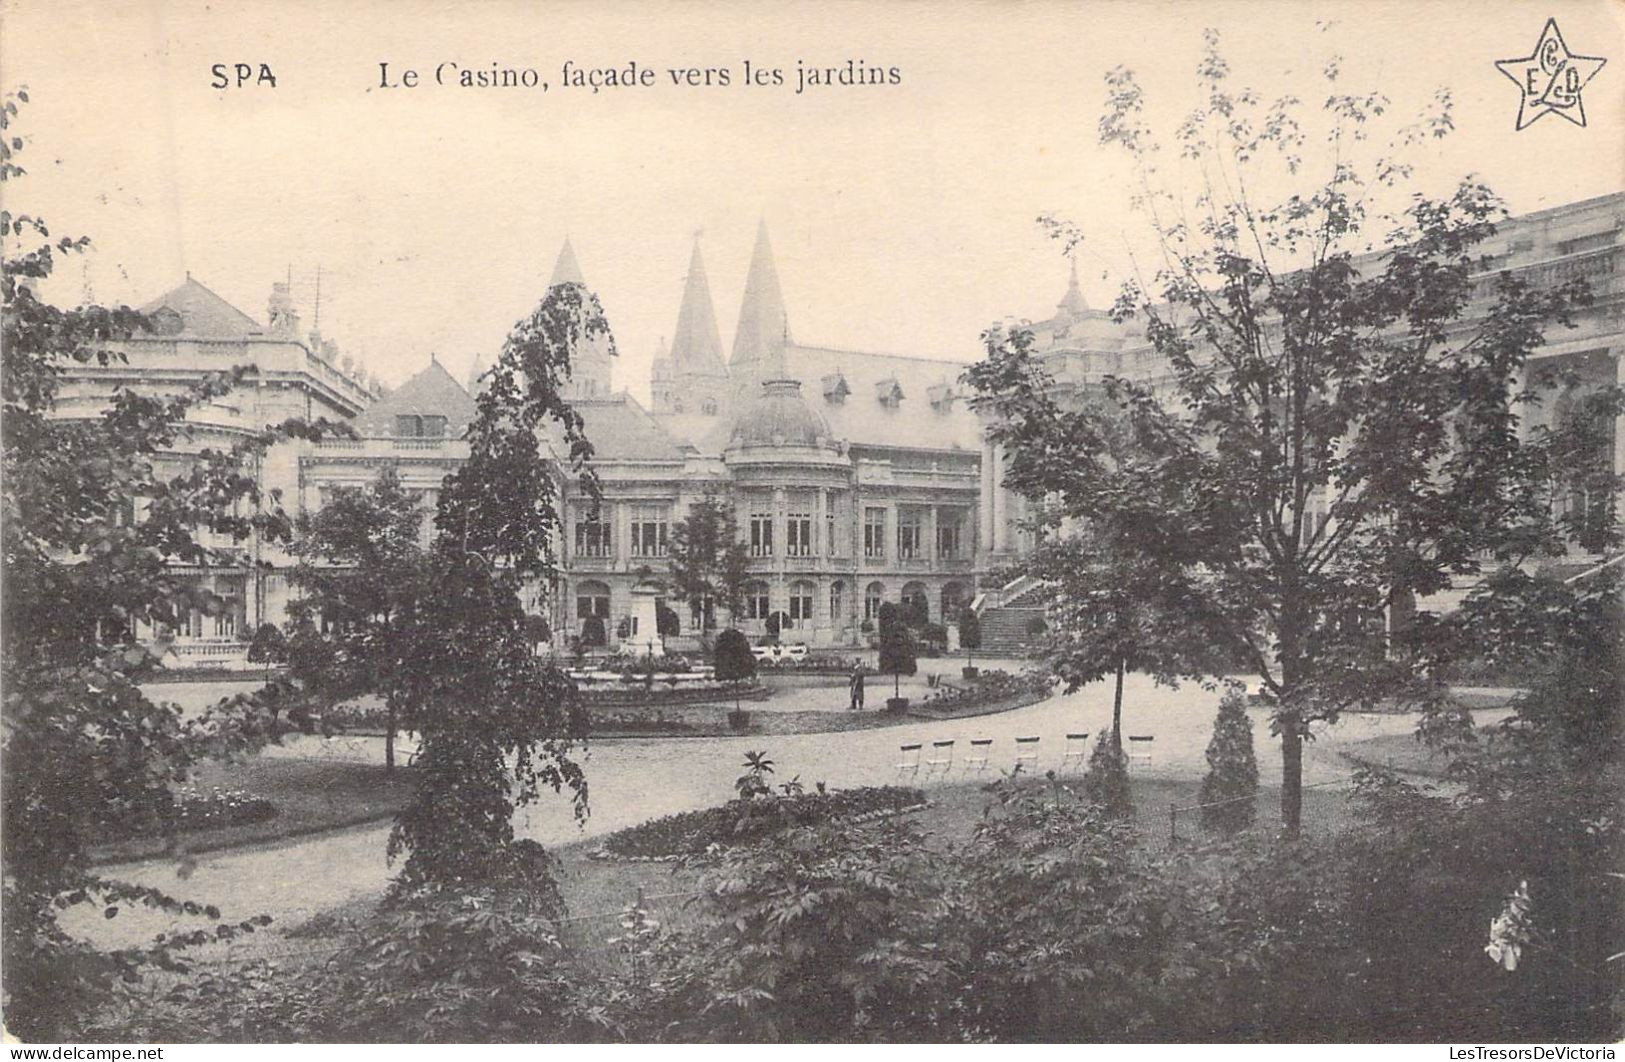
(925, 505), (939, 570)
(979, 439), (996, 551)
(992, 443), (1009, 552)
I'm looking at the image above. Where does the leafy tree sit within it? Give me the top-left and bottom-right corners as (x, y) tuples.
(712, 627), (755, 713)
(965, 33), (1620, 831)
(525, 613), (552, 654)
(581, 615), (606, 648)
(0, 88), (338, 1038)
(1080, 732), (1133, 818)
(655, 602), (679, 638)
(380, 277), (606, 889)
(245, 622), (287, 679)
(666, 498), (749, 643)
(877, 602), (918, 701)
(957, 608), (982, 668)
(1198, 688), (1259, 833)
(283, 466), (427, 771)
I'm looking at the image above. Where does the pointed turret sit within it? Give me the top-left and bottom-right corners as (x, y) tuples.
(731, 219), (790, 380)
(1056, 257), (1088, 319)
(668, 238), (728, 378)
(550, 238), (586, 288)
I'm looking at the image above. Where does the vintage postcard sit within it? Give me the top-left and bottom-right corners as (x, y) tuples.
(1, 0), (1622, 1050)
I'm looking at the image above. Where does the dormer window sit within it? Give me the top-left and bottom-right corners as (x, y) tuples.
(876, 377), (904, 408)
(821, 372), (851, 404)
(927, 382), (956, 411)
(701, 398), (718, 416)
(396, 414), (447, 438)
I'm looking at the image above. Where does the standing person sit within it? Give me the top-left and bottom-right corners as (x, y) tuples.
(849, 665), (866, 711)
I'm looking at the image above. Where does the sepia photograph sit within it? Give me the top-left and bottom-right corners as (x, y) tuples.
(0, 0), (1621, 1049)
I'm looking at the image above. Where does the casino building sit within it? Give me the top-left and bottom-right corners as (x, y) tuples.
(72, 192), (1625, 665)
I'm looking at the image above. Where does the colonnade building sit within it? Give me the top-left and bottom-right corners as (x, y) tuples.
(63, 192), (1624, 663)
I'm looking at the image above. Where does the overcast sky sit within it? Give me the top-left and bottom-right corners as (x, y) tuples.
(3, 0), (1621, 399)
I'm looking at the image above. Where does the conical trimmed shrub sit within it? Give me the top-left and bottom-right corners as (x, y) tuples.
(1082, 732), (1133, 819)
(1199, 688), (1259, 834)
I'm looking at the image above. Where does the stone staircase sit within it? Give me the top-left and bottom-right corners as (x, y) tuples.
(971, 575), (1049, 657)
(976, 605), (1047, 656)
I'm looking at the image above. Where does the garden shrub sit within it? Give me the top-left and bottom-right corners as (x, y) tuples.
(1081, 732), (1132, 818)
(1198, 689), (1258, 834)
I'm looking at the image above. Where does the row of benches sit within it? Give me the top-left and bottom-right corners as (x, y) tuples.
(897, 733), (1155, 780)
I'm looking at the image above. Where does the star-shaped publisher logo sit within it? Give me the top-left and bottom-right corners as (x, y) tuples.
(1496, 18), (1608, 129)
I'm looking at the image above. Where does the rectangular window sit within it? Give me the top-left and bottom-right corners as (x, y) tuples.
(750, 513), (774, 557)
(898, 509), (923, 560)
(630, 508), (669, 557)
(395, 415), (419, 436)
(863, 507), (886, 559)
(786, 512), (812, 557)
(938, 516), (961, 559)
(574, 511), (610, 557)
(790, 590), (812, 625)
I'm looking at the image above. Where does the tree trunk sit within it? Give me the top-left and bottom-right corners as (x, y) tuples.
(1280, 709), (1303, 835)
(385, 702), (397, 773)
(1112, 657), (1125, 750)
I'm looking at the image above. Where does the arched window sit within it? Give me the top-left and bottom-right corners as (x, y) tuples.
(829, 580), (845, 626)
(574, 580), (610, 621)
(744, 580), (771, 620)
(941, 582), (968, 623)
(701, 398), (718, 416)
(672, 398), (685, 413)
(864, 581), (885, 621)
(789, 580), (815, 629)
(901, 581), (930, 626)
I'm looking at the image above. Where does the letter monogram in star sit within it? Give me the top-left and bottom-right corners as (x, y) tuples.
(1495, 18), (1608, 130)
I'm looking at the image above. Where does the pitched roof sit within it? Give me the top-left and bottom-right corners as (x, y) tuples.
(668, 239), (728, 378)
(730, 219), (790, 379)
(139, 277), (264, 338)
(354, 357), (478, 437)
(569, 392), (687, 462)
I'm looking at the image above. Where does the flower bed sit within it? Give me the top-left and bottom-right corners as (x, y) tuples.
(96, 784), (279, 840)
(916, 668), (1054, 712)
(594, 785), (927, 860)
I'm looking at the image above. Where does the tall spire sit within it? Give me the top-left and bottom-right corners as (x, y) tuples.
(669, 238), (727, 377)
(732, 219), (791, 380)
(550, 238), (586, 288)
(1056, 256), (1088, 318)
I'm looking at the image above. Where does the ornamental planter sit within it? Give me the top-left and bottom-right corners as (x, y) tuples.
(885, 696), (910, 713)
(962, 666), (980, 679)
(727, 709), (751, 730)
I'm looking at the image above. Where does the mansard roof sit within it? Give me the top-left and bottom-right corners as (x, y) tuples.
(139, 276), (264, 339)
(354, 356), (477, 437)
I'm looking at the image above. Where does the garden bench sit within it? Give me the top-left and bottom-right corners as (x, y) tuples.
(895, 743), (922, 778)
(963, 738), (993, 774)
(1014, 735), (1041, 774)
(1060, 732), (1090, 774)
(925, 739), (955, 780)
(1127, 734), (1155, 767)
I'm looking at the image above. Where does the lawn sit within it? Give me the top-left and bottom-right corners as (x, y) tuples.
(90, 757), (418, 865)
(1337, 726), (1503, 779)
